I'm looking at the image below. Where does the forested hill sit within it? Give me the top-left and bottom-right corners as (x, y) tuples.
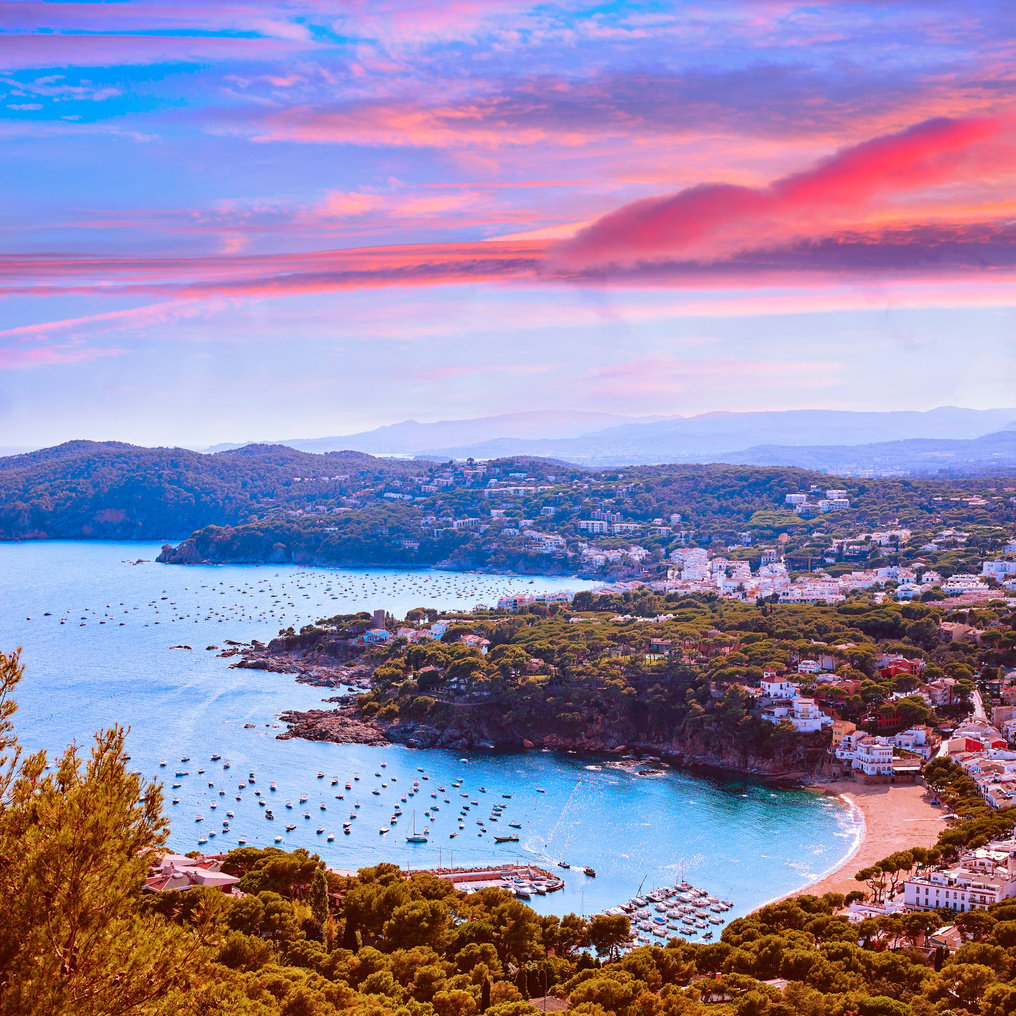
(4, 442), (1016, 578)
(0, 440), (429, 540)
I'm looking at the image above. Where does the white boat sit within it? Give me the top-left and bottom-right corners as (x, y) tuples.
(406, 811), (428, 843)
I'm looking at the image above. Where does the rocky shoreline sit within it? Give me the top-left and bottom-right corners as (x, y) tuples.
(277, 702), (390, 745)
(272, 700), (825, 780)
(235, 637), (829, 783)
(228, 636), (375, 690)
(156, 540), (624, 580)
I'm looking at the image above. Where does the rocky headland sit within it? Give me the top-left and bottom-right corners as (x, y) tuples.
(240, 635), (826, 778)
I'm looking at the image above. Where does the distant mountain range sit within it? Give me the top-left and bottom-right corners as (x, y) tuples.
(209, 406), (1016, 473)
(706, 425), (1016, 475)
(206, 410), (656, 455)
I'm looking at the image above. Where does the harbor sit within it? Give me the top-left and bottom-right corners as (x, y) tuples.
(1, 540), (860, 923)
(610, 880), (734, 946)
(413, 863), (565, 897)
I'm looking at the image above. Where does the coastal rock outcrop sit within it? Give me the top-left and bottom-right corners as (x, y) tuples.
(277, 704), (389, 745)
(234, 634), (374, 689)
(256, 622), (828, 781)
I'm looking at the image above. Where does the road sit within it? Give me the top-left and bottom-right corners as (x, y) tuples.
(972, 687), (986, 720)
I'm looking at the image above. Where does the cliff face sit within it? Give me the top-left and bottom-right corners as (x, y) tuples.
(270, 691), (826, 778)
(242, 635), (828, 780)
(362, 709), (825, 777)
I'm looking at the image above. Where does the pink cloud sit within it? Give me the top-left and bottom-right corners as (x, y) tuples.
(554, 114), (1016, 269)
(5, 220), (1016, 305)
(0, 342), (126, 370)
(0, 299), (227, 370)
(253, 101), (557, 149)
(311, 188), (482, 221)
(5, 111), (1016, 306)
(0, 241), (547, 298)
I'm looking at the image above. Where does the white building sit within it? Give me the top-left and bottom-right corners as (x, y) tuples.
(761, 695), (832, 733)
(983, 560), (1016, 579)
(852, 736), (894, 778)
(904, 841), (1016, 912)
(942, 574), (991, 595)
(761, 677), (798, 700)
(893, 727), (932, 759)
(789, 696), (833, 733)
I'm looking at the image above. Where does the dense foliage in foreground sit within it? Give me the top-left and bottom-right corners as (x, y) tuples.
(5, 647), (1016, 1016)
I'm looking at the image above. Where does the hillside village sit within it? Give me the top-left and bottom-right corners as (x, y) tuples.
(159, 453), (1016, 582)
(286, 460), (1016, 583)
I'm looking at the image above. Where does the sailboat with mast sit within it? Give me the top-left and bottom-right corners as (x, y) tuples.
(405, 811), (428, 843)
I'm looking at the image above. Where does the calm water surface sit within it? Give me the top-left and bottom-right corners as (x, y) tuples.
(0, 541), (860, 920)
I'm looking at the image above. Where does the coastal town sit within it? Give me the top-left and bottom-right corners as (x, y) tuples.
(158, 455), (1016, 582)
(9, 0), (1016, 1011)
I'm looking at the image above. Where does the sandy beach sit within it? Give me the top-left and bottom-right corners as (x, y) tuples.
(783, 782), (946, 901)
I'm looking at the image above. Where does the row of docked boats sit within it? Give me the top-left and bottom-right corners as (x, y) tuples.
(601, 880), (734, 948)
(499, 873), (565, 899)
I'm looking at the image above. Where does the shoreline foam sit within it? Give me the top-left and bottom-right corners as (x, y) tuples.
(754, 782), (945, 910)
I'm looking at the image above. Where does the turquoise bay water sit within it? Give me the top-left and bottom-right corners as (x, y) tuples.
(0, 541), (860, 919)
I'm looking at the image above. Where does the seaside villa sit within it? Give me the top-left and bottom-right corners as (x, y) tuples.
(145, 853), (241, 895)
(760, 695), (833, 733)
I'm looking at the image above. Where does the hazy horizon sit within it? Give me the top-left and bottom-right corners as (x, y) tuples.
(5, 403), (1016, 462)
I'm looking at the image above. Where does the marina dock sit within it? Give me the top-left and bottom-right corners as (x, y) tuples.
(409, 862), (563, 894)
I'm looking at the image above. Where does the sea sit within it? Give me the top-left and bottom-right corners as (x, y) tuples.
(0, 540), (861, 923)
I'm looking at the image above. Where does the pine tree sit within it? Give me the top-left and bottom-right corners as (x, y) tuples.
(0, 650), (213, 1016)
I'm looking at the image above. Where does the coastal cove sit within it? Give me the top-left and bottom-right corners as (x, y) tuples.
(1, 540), (862, 920)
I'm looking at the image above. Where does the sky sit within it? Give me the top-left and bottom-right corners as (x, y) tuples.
(3, 1), (1016, 448)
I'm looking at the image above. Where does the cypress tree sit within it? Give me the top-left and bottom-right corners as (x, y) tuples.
(309, 867), (329, 925)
